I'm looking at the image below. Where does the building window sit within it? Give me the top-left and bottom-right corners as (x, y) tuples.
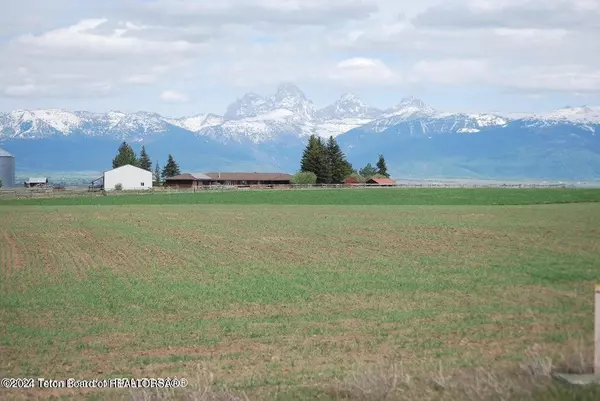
(141, 182), (145, 186)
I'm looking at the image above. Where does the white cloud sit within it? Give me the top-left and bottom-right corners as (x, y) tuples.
(135, 0), (377, 27)
(14, 19), (200, 57)
(2, 81), (113, 98)
(125, 75), (158, 85)
(4, 84), (49, 97)
(413, 0), (600, 31)
(409, 58), (600, 93)
(507, 65), (600, 93)
(0, 0), (599, 112)
(329, 57), (399, 85)
(160, 90), (190, 103)
(0, 17), (198, 99)
(410, 59), (491, 85)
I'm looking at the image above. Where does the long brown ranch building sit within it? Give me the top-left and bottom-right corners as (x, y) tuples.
(164, 172), (292, 188)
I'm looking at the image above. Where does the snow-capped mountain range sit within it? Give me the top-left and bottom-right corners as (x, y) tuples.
(1, 83), (599, 143)
(1, 83), (600, 180)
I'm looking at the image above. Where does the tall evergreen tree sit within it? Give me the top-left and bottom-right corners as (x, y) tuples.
(161, 154), (180, 179)
(376, 154), (390, 177)
(138, 146), (152, 172)
(112, 142), (137, 168)
(153, 161), (161, 186)
(300, 135), (330, 184)
(326, 136), (353, 184)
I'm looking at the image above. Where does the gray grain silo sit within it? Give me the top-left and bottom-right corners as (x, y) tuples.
(0, 147), (15, 188)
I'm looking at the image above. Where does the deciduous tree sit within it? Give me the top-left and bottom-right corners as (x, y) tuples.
(291, 171), (317, 184)
(359, 163), (378, 179)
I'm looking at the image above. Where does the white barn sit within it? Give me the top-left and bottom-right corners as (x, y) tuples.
(99, 164), (153, 191)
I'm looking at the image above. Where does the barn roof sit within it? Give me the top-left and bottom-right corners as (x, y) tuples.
(205, 172), (292, 181)
(26, 177), (47, 184)
(0, 147), (14, 157)
(367, 177), (396, 185)
(165, 173), (212, 181)
(165, 172), (293, 181)
(190, 173), (212, 180)
(103, 164), (151, 174)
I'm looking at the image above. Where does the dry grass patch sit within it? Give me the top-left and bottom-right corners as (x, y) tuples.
(328, 345), (597, 401)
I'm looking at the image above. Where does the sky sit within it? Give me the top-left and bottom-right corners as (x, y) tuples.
(1, 0), (599, 117)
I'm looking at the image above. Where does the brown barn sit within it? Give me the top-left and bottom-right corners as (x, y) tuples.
(344, 176), (360, 185)
(366, 177), (396, 186)
(164, 173), (212, 188)
(164, 172), (292, 187)
(205, 172), (292, 186)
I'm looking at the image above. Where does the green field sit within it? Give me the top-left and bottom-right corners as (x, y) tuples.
(1, 189), (599, 400)
(2, 187), (600, 206)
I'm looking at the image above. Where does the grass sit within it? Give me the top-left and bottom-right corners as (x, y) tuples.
(0, 189), (599, 400)
(1, 187), (600, 206)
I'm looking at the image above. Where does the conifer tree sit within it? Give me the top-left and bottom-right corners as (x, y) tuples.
(300, 135), (330, 184)
(154, 161), (161, 186)
(376, 154), (389, 178)
(112, 142), (137, 168)
(138, 146), (152, 172)
(161, 154), (180, 179)
(326, 136), (353, 184)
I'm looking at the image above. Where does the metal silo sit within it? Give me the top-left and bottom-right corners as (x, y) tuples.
(0, 147), (15, 188)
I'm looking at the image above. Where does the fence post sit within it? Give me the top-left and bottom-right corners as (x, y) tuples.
(596, 284), (600, 376)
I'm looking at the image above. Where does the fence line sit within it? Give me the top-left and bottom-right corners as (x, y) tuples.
(0, 182), (578, 199)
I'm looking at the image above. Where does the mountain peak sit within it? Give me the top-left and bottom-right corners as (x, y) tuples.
(339, 92), (362, 102)
(222, 84), (314, 121)
(316, 92), (381, 120)
(397, 96), (432, 110)
(337, 92), (367, 109)
(270, 83), (314, 120)
(558, 105), (592, 112)
(543, 104), (600, 122)
(223, 92), (270, 120)
(384, 96), (436, 118)
(274, 83), (306, 100)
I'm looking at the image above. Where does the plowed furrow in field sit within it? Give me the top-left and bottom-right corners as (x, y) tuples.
(4, 231), (24, 275)
(63, 231), (99, 279)
(0, 231), (10, 295)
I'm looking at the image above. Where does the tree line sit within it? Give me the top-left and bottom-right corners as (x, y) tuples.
(111, 136), (389, 187)
(295, 135), (389, 184)
(112, 142), (181, 185)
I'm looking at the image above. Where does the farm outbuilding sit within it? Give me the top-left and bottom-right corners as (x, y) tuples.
(0, 147), (15, 188)
(205, 172), (292, 186)
(366, 177), (396, 186)
(24, 177), (48, 188)
(164, 173), (213, 188)
(164, 172), (292, 187)
(93, 164), (153, 191)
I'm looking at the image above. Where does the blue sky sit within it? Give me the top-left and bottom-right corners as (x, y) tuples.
(1, 0), (599, 116)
